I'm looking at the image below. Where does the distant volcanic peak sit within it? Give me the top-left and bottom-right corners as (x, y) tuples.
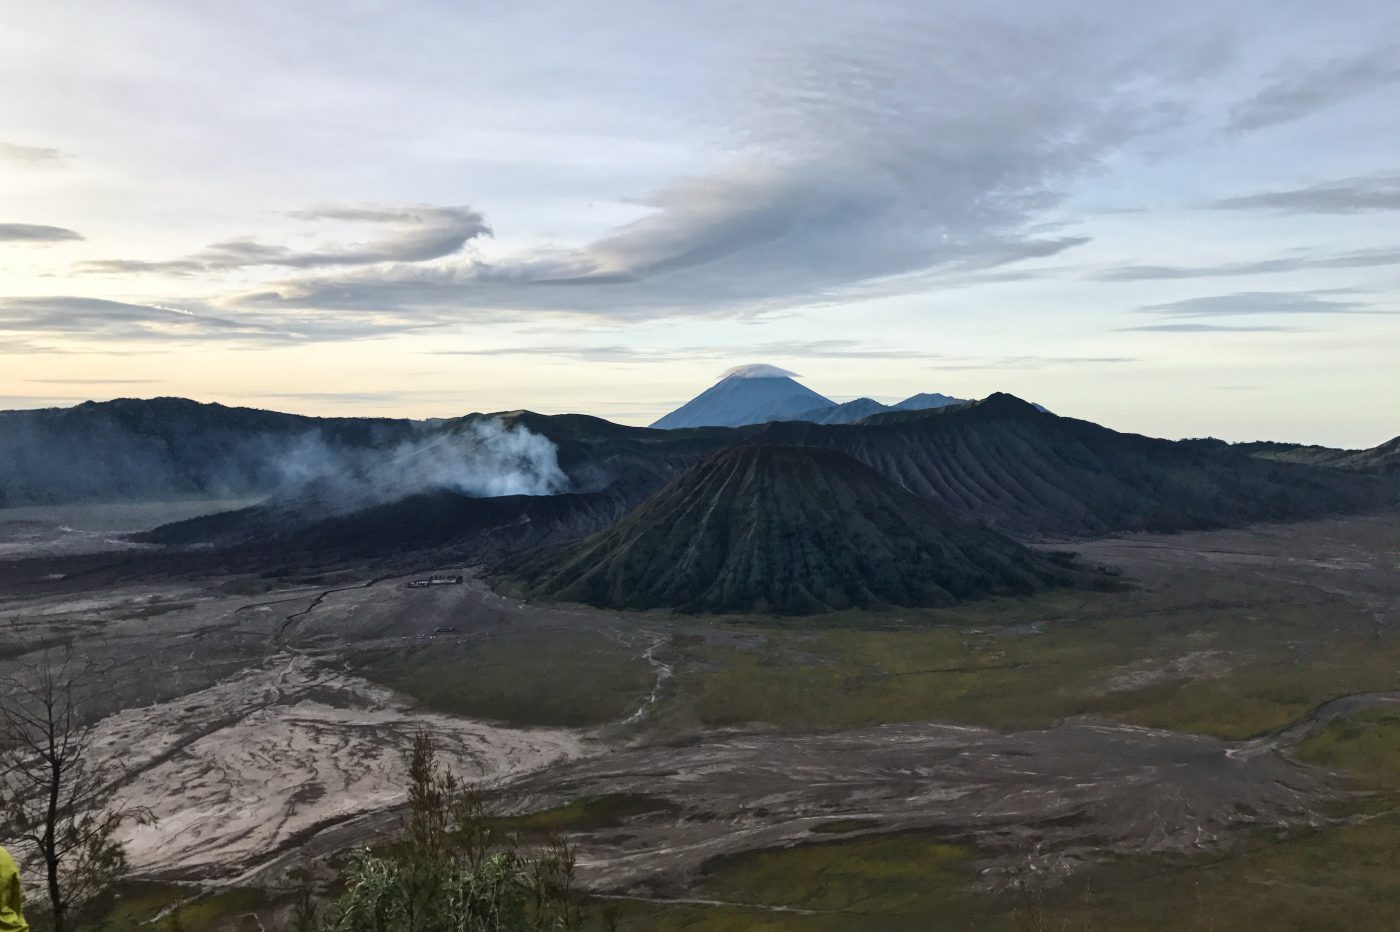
(974, 392), (1043, 415)
(719, 363), (802, 380)
(793, 397), (891, 425)
(498, 443), (1087, 615)
(846, 391), (1031, 428)
(649, 365), (833, 429)
(857, 391), (1035, 425)
(891, 391), (967, 411)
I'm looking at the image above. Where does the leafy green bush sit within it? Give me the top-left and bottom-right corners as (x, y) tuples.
(306, 732), (584, 932)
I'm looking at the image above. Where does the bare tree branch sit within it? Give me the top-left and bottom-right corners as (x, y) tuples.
(0, 646), (154, 932)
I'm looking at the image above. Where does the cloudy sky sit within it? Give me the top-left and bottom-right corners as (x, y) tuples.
(2, 1), (1397, 445)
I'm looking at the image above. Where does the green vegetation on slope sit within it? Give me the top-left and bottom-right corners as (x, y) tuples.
(1239, 436), (1400, 474)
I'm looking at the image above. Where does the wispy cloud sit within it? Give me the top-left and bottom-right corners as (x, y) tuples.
(923, 355), (1137, 371)
(0, 223), (83, 243)
(428, 345), (1139, 373)
(0, 142), (64, 165)
(24, 378), (158, 385)
(234, 389), (539, 413)
(0, 294), (460, 352)
(1227, 46), (1400, 132)
(1120, 322), (1303, 333)
(425, 339), (929, 363)
(0, 394), (85, 409)
(1095, 246), (1400, 281)
(0, 296), (290, 344)
(80, 205), (489, 276)
(225, 11), (1226, 323)
(1139, 291), (1382, 317)
(245, 390), (407, 405)
(7, 2), (1396, 380)
(1209, 174), (1400, 214)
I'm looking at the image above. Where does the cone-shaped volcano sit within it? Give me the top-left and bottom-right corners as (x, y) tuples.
(497, 445), (1095, 614)
(650, 365), (834, 429)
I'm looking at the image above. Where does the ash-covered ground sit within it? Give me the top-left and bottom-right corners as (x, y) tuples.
(2, 501), (1398, 915)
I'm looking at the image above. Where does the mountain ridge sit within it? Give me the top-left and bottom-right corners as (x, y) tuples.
(736, 393), (1395, 536)
(785, 391), (969, 425)
(8, 394), (1394, 572)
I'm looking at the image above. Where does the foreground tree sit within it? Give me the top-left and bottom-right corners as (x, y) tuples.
(0, 650), (152, 932)
(308, 731), (583, 932)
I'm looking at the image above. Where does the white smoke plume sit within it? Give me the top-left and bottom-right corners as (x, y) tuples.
(274, 418), (567, 510)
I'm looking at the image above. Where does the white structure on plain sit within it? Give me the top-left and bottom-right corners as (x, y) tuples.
(406, 574), (464, 588)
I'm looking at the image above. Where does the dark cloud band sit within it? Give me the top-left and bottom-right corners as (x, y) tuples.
(0, 223), (83, 242)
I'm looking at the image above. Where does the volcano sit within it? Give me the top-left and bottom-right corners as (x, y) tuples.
(650, 364), (834, 429)
(496, 445), (1096, 614)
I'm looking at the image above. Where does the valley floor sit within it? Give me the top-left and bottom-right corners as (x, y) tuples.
(1, 507), (1399, 929)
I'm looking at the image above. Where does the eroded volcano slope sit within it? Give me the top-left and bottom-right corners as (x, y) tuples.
(746, 393), (1396, 536)
(498, 445), (1097, 614)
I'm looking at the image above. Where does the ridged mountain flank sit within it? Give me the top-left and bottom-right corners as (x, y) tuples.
(743, 393), (1395, 536)
(496, 445), (1095, 615)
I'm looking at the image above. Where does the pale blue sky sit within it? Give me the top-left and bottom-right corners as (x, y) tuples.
(1, 0), (1397, 446)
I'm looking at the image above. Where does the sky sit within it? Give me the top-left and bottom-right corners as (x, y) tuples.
(1, 0), (1398, 447)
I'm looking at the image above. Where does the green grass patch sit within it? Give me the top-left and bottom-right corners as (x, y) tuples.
(82, 881), (189, 929)
(616, 705), (1400, 931)
(82, 882), (270, 931)
(1297, 707), (1400, 789)
(1029, 815), (1400, 932)
(611, 813), (1400, 932)
(352, 629), (655, 727)
(702, 834), (976, 916)
(496, 793), (680, 836)
(666, 576), (1400, 739)
(608, 834), (987, 932)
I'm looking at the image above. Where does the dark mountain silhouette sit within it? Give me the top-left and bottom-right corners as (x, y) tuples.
(736, 394), (1396, 537)
(498, 446), (1097, 614)
(650, 365), (833, 429)
(10, 394), (1394, 577)
(138, 482), (641, 571)
(0, 397), (416, 507)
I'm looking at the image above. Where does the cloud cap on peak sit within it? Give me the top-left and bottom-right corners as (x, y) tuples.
(720, 364), (802, 380)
